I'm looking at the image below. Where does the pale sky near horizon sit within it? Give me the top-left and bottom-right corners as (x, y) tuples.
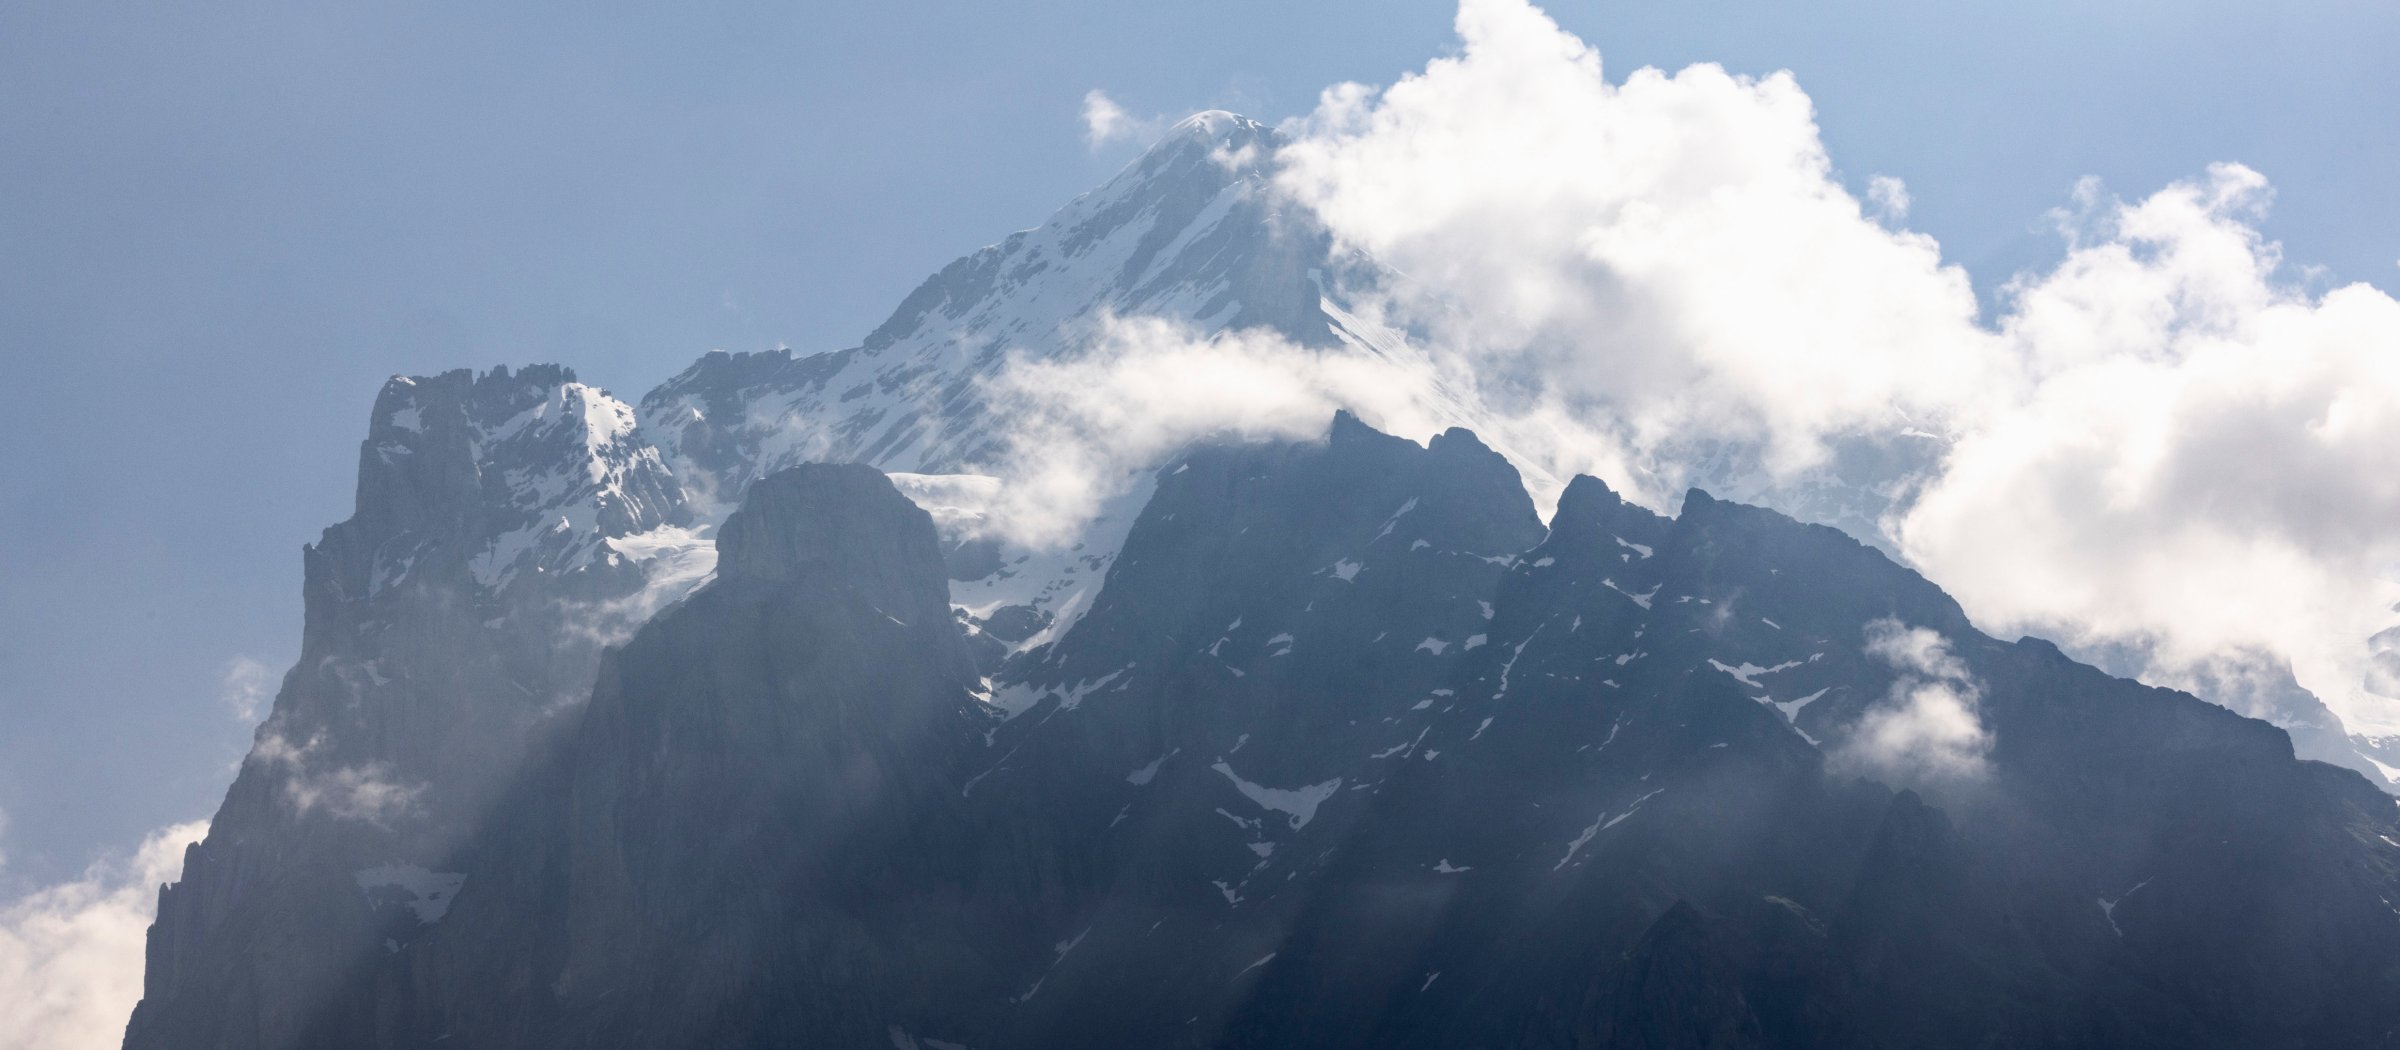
(2, 0), (2395, 888)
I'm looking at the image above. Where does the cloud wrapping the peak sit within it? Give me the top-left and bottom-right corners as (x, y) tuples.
(1081, 90), (1164, 150)
(1026, 0), (2400, 736)
(1275, 0), (2002, 482)
(975, 314), (1457, 547)
(1242, 0), (2400, 734)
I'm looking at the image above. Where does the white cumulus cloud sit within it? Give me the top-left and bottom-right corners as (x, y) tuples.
(1247, 0), (2400, 737)
(0, 819), (207, 1050)
(1896, 166), (2400, 733)
(1274, 0), (2004, 487)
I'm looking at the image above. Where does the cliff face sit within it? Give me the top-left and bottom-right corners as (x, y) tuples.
(124, 366), (698, 1050)
(547, 464), (988, 1045)
(136, 415), (2400, 1050)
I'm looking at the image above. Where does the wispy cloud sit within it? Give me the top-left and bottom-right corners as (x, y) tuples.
(250, 731), (422, 826)
(1837, 620), (1993, 784)
(974, 313), (1458, 547)
(216, 657), (274, 723)
(1081, 89), (1165, 150)
(1866, 175), (1912, 222)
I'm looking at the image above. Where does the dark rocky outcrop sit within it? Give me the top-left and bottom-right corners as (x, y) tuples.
(125, 366), (688, 1049)
(136, 414), (2400, 1049)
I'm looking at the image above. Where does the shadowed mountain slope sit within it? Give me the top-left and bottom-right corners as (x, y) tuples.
(136, 416), (2400, 1049)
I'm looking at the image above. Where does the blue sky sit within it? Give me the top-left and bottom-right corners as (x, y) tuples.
(1, 0), (2394, 887)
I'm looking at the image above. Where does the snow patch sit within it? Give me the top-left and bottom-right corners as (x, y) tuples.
(1602, 579), (1657, 609)
(1212, 760), (1342, 830)
(1707, 657), (1806, 690)
(1772, 687), (1830, 722)
(2100, 878), (2154, 937)
(1127, 749), (1177, 785)
(1554, 789), (1664, 870)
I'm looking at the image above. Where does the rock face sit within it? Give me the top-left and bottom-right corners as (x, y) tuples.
(628, 112), (1486, 656)
(123, 366), (698, 1049)
(543, 464), (991, 1046)
(135, 415), (2400, 1049)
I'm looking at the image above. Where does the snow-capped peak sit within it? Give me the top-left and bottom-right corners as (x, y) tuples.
(637, 111), (1336, 515)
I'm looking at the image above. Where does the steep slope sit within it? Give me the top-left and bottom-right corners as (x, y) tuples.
(965, 418), (2400, 1049)
(631, 111), (1492, 652)
(125, 366), (702, 1049)
(1216, 471), (2400, 1048)
(638, 111), (1355, 506)
(174, 416), (2400, 1050)
(540, 464), (995, 1047)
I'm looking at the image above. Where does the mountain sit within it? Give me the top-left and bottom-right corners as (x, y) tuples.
(124, 112), (2400, 1048)
(141, 413), (2400, 1048)
(629, 109), (2400, 790)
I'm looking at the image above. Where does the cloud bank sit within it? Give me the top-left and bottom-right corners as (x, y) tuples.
(1020, 0), (2400, 737)
(1274, 0), (2004, 484)
(0, 819), (205, 1050)
(1898, 167), (2400, 732)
